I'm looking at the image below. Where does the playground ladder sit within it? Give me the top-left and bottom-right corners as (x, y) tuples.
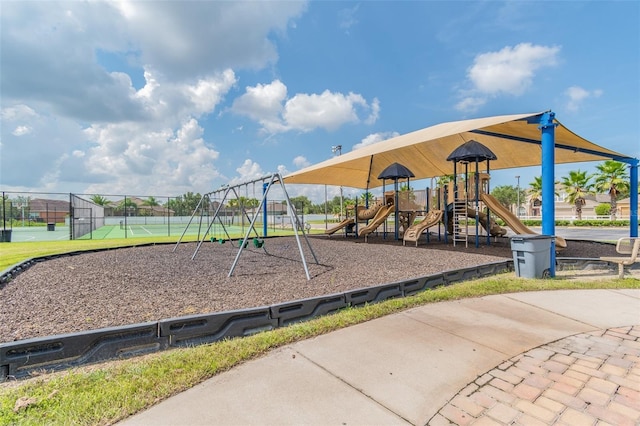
(452, 199), (468, 247)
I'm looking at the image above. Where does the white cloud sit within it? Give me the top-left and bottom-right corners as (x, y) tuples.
(338, 4), (360, 33)
(79, 117), (222, 195)
(229, 159), (267, 186)
(352, 131), (400, 151)
(565, 86), (603, 111)
(1, 65), (235, 193)
(454, 97), (487, 114)
(456, 43), (561, 113)
(231, 80), (289, 133)
(284, 91), (368, 132)
(110, 1), (307, 80)
(364, 98), (380, 125)
(469, 43), (560, 95)
(0, 1), (306, 194)
(232, 81), (379, 134)
(293, 156), (310, 168)
(1, 105), (38, 121)
(12, 126), (31, 136)
(276, 164), (289, 176)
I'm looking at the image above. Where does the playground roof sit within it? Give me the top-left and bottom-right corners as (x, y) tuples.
(283, 111), (634, 189)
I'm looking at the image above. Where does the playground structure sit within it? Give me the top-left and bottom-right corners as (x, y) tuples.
(326, 187), (425, 241)
(321, 143), (571, 248)
(442, 140), (567, 249)
(403, 209), (444, 246)
(322, 157), (571, 250)
(357, 191), (423, 240)
(323, 199), (387, 236)
(174, 173), (319, 280)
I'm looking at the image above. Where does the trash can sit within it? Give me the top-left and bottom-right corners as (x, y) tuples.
(47, 223), (55, 231)
(0, 229), (11, 242)
(510, 234), (553, 278)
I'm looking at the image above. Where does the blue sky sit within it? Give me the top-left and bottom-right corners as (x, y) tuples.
(1, 1), (638, 202)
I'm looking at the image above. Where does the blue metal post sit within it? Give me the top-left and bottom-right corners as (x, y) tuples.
(539, 111), (557, 277)
(263, 182), (268, 237)
(630, 160), (638, 237)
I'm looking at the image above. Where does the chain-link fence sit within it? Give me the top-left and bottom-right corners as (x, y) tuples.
(0, 189), (437, 243)
(0, 191), (304, 243)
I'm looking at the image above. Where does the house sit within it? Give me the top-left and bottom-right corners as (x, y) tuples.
(524, 186), (612, 219)
(106, 197), (173, 217)
(616, 197), (639, 219)
(28, 198), (69, 223)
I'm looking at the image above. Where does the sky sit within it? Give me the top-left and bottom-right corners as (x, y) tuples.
(1, 1), (638, 203)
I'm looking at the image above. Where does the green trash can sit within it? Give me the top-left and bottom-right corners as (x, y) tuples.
(510, 234), (553, 278)
(0, 229), (11, 242)
(47, 223), (55, 231)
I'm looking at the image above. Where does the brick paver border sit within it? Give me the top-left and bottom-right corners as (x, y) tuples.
(429, 325), (640, 425)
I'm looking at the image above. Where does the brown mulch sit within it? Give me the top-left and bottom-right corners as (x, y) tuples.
(0, 235), (618, 343)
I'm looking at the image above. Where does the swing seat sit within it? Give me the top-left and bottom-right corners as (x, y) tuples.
(218, 239), (226, 244)
(253, 237), (264, 248)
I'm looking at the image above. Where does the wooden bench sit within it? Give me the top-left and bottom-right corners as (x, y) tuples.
(600, 237), (640, 278)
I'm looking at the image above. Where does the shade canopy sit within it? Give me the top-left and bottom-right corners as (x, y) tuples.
(447, 140), (497, 162)
(377, 162), (415, 180)
(284, 111), (632, 189)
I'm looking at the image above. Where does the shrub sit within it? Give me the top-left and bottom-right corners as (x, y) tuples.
(594, 203), (611, 216)
(572, 219), (629, 227)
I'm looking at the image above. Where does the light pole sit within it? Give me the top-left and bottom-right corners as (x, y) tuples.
(331, 145), (343, 219)
(516, 175), (520, 218)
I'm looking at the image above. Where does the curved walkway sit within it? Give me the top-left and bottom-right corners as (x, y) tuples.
(122, 289), (640, 425)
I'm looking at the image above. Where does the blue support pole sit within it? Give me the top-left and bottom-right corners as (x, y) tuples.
(539, 111), (557, 277)
(263, 182), (268, 237)
(630, 160), (638, 238)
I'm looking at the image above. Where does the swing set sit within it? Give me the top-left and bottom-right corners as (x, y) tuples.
(173, 173), (319, 280)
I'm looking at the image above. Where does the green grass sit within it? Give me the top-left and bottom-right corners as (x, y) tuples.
(0, 237), (192, 271)
(1, 238), (638, 424)
(0, 229), (324, 271)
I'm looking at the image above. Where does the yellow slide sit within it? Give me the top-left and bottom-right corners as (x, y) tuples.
(324, 218), (355, 235)
(358, 204), (395, 239)
(446, 206), (507, 237)
(356, 200), (385, 220)
(403, 210), (444, 246)
(480, 194), (567, 249)
(325, 201), (385, 235)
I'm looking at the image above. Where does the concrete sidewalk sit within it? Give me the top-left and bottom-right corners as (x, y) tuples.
(121, 289), (640, 425)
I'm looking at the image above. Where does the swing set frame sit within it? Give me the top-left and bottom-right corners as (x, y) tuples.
(173, 173), (319, 280)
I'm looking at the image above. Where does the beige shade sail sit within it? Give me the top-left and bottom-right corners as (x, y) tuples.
(283, 111), (632, 189)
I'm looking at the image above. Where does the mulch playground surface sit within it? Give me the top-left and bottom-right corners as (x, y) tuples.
(0, 235), (618, 343)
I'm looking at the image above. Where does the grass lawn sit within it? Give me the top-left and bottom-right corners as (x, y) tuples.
(0, 239), (638, 425)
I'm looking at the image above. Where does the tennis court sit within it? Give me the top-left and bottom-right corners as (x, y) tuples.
(79, 223), (253, 240)
(2, 216), (316, 242)
(3, 226), (71, 242)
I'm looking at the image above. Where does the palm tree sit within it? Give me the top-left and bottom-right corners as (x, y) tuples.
(90, 195), (110, 206)
(528, 176), (543, 202)
(560, 170), (594, 220)
(593, 160), (629, 220)
(528, 176), (561, 201)
(118, 198), (138, 217)
(360, 191), (375, 205)
(142, 196), (159, 207)
(140, 196), (160, 217)
(528, 176), (560, 216)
